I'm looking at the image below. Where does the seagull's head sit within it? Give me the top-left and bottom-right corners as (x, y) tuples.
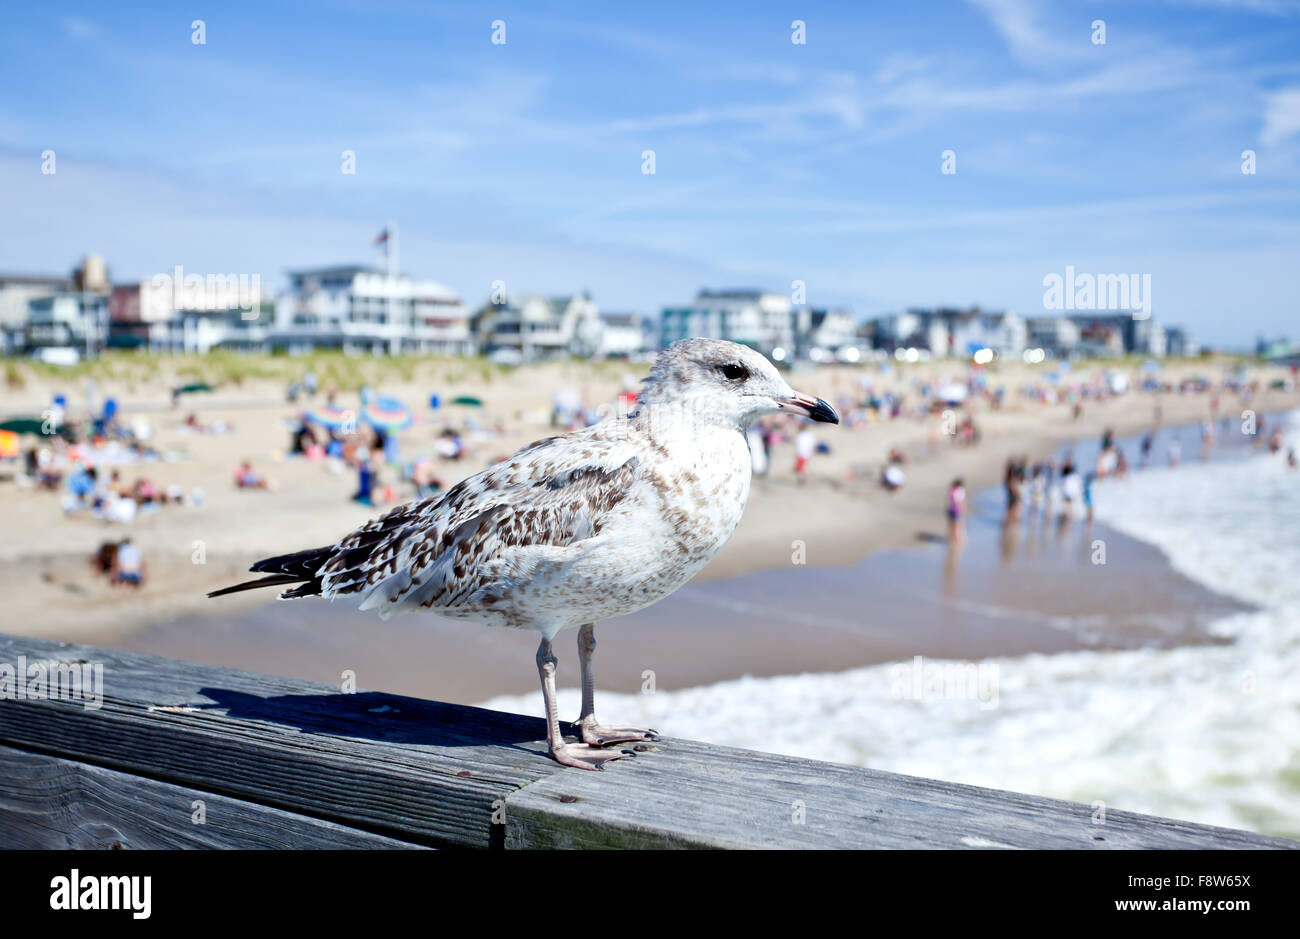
(640, 338), (839, 429)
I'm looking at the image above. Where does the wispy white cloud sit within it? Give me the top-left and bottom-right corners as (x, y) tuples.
(1261, 87), (1300, 143)
(966, 0), (1087, 65)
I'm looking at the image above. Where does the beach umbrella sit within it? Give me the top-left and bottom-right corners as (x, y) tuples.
(306, 404), (357, 433)
(361, 394), (413, 432)
(451, 395), (484, 407)
(0, 417), (57, 436)
(174, 381), (215, 395)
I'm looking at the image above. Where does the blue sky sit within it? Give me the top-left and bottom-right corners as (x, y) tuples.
(1, 0), (1298, 344)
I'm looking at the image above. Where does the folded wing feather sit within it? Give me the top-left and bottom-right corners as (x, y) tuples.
(316, 431), (642, 619)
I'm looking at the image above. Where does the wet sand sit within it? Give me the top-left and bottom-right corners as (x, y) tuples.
(124, 516), (1247, 703)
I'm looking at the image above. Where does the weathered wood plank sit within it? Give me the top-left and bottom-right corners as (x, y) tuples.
(504, 736), (1300, 849)
(0, 744), (426, 849)
(0, 634), (567, 848)
(3, 633), (1295, 850)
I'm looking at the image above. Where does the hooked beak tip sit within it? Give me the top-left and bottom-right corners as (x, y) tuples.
(780, 393), (839, 424)
(809, 397), (840, 424)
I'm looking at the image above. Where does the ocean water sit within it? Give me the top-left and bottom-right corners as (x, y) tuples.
(480, 411), (1300, 837)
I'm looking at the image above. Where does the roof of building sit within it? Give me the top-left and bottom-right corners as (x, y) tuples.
(697, 288), (770, 300)
(287, 265), (387, 279)
(599, 312), (642, 327)
(0, 274), (76, 288)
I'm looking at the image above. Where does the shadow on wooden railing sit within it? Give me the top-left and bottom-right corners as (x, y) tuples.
(0, 634), (1294, 850)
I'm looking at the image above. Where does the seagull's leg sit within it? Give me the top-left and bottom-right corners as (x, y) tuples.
(575, 623), (657, 747)
(536, 636), (631, 770)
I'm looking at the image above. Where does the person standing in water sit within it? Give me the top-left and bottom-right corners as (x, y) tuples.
(947, 478), (967, 547)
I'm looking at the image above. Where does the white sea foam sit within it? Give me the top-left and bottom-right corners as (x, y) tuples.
(480, 412), (1300, 837)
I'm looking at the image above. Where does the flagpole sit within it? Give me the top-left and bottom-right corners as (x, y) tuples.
(386, 220), (397, 354)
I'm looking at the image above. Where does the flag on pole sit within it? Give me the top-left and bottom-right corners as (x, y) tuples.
(373, 227), (389, 246)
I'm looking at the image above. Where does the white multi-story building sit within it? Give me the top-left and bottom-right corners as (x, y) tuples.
(474, 293), (602, 360)
(273, 265), (471, 355)
(595, 312), (651, 358)
(0, 274), (75, 329)
(3, 255), (110, 355)
(948, 310), (1027, 359)
(26, 294), (109, 351)
(661, 289), (795, 356)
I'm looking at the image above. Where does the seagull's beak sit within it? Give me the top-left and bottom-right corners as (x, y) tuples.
(776, 390), (839, 424)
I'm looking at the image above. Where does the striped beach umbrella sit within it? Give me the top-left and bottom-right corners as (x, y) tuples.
(361, 395), (413, 432)
(306, 404), (357, 433)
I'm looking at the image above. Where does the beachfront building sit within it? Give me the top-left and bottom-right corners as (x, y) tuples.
(472, 293), (602, 360)
(660, 288), (796, 357)
(1066, 314), (1166, 358)
(0, 273), (76, 330)
(595, 312), (652, 358)
(871, 310), (949, 357)
(107, 273), (269, 352)
(1069, 316), (1127, 358)
(25, 294), (110, 353)
(2, 255), (110, 357)
(792, 307), (860, 361)
(866, 307), (1025, 360)
(271, 265), (471, 355)
(1027, 316), (1082, 358)
(0, 274), (75, 354)
(1164, 327), (1196, 358)
(947, 309), (1027, 359)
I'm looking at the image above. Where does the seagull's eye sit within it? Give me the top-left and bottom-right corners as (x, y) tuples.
(720, 363), (748, 381)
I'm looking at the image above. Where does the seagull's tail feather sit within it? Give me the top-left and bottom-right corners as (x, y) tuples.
(206, 573), (304, 598)
(208, 545), (335, 600)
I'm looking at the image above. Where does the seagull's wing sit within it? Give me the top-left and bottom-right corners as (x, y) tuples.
(313, 429), (642, 619)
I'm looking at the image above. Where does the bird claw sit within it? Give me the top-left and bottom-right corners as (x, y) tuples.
(550, 742), (636, 771)
(578, 721), (658, 747)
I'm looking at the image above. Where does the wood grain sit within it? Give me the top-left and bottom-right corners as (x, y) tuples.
(2, 633), (1295, 850)
(0, 634), (568, 848)
(0, 745), (425, 849)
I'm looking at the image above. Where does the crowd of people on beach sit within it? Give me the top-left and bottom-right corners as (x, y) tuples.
(992, 401), (1296, 549)
(12, 399), (202, 525)
(278, 373), (525, 508)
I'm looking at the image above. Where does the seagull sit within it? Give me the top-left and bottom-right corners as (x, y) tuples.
(210, 338), (839, 769)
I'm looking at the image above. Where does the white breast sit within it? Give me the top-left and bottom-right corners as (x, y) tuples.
(534, 423), (752, 629)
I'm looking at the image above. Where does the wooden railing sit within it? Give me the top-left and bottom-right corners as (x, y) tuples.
(0, 634), (1294, 850)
